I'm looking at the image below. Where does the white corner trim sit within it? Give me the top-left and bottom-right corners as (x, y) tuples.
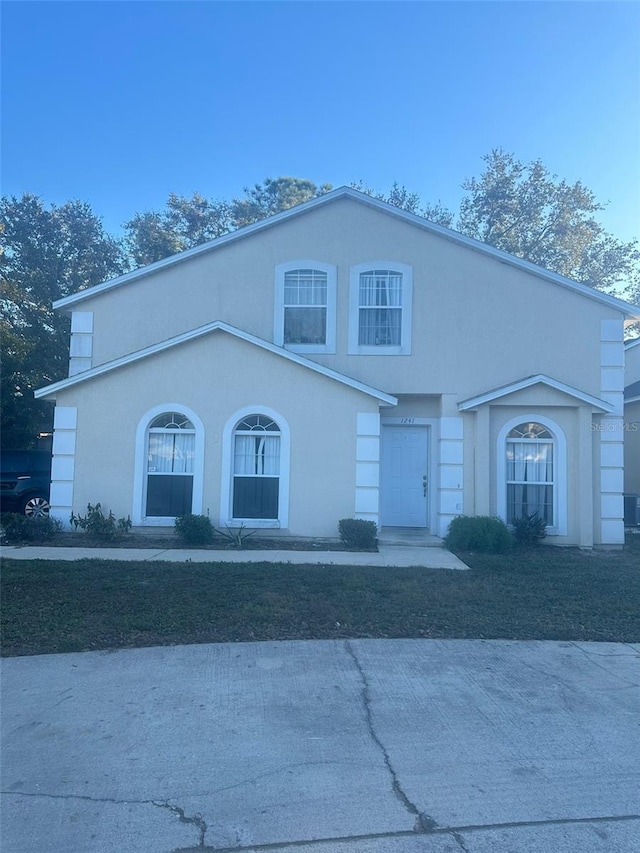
(496, 413), (567, 536)
(132, 403), (205, 525)
(355, 411), (380, 525)
(35, 320), (398, 406)
(458, 374), (614, 412)
(348, 261), (413, 355)
(219, 405), (290, 529)
(274, 260), (337, 354)
(50, 405), (78, 529)
(71, 311), (94, 333)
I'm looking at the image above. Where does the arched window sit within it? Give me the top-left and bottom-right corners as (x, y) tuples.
(506, 422), (554, 526)
(232, 415), (281, 520)
(145, 412), (195, 517)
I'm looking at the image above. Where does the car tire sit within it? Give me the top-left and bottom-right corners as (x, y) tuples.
(23, 496), (51, 518)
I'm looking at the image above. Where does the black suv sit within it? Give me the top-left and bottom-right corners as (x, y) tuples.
(0, 450), (52, 517)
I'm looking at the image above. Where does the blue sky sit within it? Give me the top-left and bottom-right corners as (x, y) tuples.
(2, 0), (640, 242)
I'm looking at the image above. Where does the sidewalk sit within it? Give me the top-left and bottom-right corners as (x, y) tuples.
(0, 543), (469, 569)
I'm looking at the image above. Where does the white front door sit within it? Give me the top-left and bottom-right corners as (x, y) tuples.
(380, 426), (429, 527)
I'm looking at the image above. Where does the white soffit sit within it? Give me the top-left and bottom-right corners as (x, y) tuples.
(35, 320), (398, 406)
(458, 374), (614, 412)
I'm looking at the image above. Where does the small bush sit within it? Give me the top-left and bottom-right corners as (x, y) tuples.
(70, 502), (132, 542)
(174, 514), (215, 546)
(445, 515), (513, 554)
(338, 518), (378, 550)
(1, 512), (62, 543)
(512, 512), (547, 546)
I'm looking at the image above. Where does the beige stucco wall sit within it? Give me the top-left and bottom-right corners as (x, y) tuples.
(71, 197), (621, 402)
(53, 332), (380, 537)
(624, 341), (640, 495)
(624, 400), (640, 494)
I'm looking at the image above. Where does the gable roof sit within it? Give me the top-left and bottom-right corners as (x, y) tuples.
(53, 187), (640, 319)
(458, 374), (614, 412)
(626, 337), (640, 349)
(34, 320), (398, 406)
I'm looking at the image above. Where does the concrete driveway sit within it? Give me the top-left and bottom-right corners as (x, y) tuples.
(1, 639), (638, 853)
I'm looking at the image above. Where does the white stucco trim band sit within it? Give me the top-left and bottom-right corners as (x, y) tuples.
(49, 406), (77, 529)
(458, 374), (614, 413)
(599, 320), (625, 544)
(35, 320), (398, 406)
(355, 413), (380, 525)
(437, 416), (464, 538)
(68, 311), (94, 376)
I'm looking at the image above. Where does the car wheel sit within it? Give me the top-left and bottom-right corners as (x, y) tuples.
(23, 496), (51, 518)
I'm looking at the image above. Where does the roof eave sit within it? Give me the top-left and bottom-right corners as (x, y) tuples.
(53, 187), (640, 319)
(35, 320), (398, 407)
(458, 374), (614, 413)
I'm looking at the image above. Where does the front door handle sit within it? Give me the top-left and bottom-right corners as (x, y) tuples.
(423, 475), (428, 497)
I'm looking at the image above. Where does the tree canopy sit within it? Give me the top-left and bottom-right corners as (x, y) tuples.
(124, 178), (332, 265)
(456, 149), (640, 300)
(1, 194), (125, 447)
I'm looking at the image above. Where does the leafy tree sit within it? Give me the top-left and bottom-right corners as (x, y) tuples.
(351, 179), (454, 227)
(125, 178), (333, 265)
(457, 149), (640, 301)
(231, 177), (333, 228)
(124, 192), (233, 267)
(1, 194), (125, 447)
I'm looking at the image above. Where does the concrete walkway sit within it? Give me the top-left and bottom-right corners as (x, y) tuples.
(0, 543), (469, 569)
(1, 639), (639, 852)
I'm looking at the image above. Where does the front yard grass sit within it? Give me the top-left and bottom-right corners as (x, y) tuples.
(1, 536), (639, 656)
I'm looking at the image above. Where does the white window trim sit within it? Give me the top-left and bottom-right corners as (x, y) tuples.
(496, 413), (567, 536)
(132, 404), (205, 526)
(220, 405), (290, 528)
(348, 261), (413, 355)
(274, 260), (337, 354)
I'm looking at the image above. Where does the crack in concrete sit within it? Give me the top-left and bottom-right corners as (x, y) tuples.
(1, 790), (147, 805)
(451, 830), (470, 852)
(568, 642), (640, 686)
(153, 801), (207, 847)
(171, 814), (640, 852)
(344, 640), (437, 833)
(1, 790), (207, 846)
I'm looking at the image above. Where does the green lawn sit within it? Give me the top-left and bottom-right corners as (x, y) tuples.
(2, 536), (639, 656)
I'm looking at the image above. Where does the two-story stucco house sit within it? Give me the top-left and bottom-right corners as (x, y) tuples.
(35, 187), (640, 547)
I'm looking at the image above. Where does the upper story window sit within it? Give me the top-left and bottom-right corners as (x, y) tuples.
(358, 270), (402, 346)
(275, 261), (337, 354)
(284, 269), (327, 345)
(348, 262), (413, 355)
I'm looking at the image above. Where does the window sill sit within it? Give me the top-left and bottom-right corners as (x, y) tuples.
(284, 343), (335, 355)
(348, 345), (410, 356)
(227, 519), (281, 529)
